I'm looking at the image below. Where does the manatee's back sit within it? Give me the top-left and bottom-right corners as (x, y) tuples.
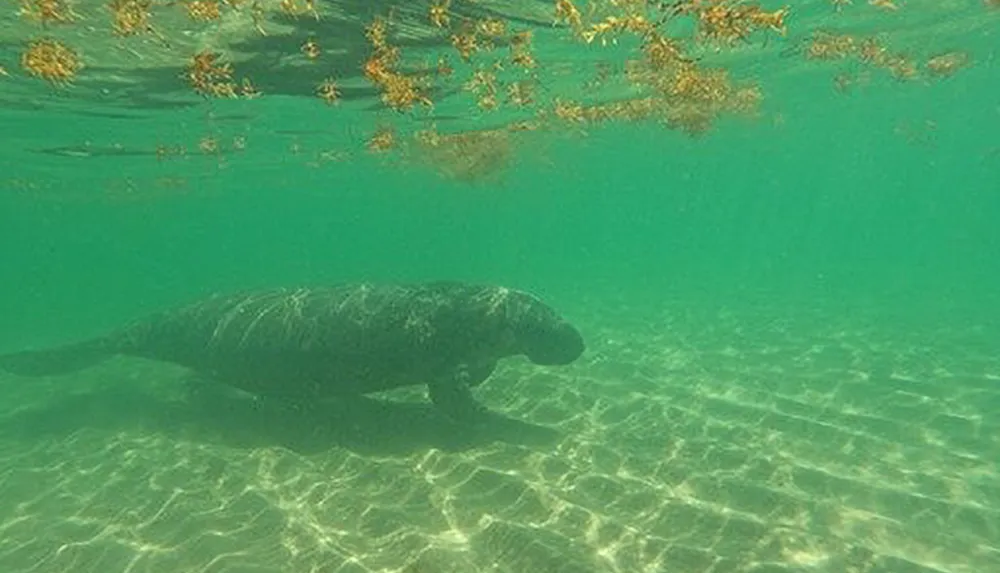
(0, 282), (509, 395)
(115, 284), (473, 397)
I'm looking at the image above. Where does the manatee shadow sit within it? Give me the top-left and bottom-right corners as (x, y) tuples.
(0, 381), (561, 456)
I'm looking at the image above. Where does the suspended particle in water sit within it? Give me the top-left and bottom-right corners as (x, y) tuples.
(804, 31), (857, 60)
(434, 55), (453, 78)
(199, 136), (219, 154)
(551, 98), (587, 123)
(868, 0), (899, 11)
(301, 38), (321, 60)
(924, 51), (970, 78)
(18, 0), (76, 26)
(381, 73), (432, 111)
(279, 0), (316, 19)
(155, 144), (172, 161)
(750, 6), (790, 36)
(881, 53), (917, 81)
(316, 148), (350, 164)
(509, 31), (536, 69)
(506, 80), (535, 108)
(365, 15), (389, 51)
(185, 0), (222, 21)
(429, 0), (450, 28)
(250, 1), (266, 34)
(185, 51), (237, 97)
(833, 72), (855, 93)
(554, 0), (583, 33)
(367, 126), (396, 153)
(316, 78), (340, 104)
(240, 77), (261, 98)
(582, 13), (654, 46)
(856, 36), (886, 64)
(476, 18), (507, 42)
(21, 38), (81, 84)
(108, 0), (155, 36)
(451, 28), (479, 62)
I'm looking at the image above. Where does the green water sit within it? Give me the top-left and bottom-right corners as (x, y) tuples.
(4, 82), (997, 342)
(1, 6), (999, 573)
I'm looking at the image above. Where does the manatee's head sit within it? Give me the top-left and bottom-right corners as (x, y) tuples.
(504, 290), (585, 366)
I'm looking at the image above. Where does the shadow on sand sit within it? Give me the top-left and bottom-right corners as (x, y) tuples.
(0, 378), (562, 456)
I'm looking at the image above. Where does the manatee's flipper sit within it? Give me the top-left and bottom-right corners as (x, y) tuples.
(428, 381), (489, 421)
(0, 339), (112, 377)
(464, 361), (498, 388)
(428, 363), (493, 422)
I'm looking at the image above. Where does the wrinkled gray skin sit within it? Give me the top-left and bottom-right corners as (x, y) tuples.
(0, 282), (585, 422)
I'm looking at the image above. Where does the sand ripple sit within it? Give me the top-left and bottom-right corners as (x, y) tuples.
(1, 303), (997, 573)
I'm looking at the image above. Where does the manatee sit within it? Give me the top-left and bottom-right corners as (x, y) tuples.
(0, 282), (585, 421)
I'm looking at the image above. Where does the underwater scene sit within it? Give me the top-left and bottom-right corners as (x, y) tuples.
(1, 1), (999, 572)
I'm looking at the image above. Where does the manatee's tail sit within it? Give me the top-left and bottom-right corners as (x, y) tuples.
(0, 338), (113, 377)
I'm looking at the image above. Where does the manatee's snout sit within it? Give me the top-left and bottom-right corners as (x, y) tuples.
(524, 320), (585, 365)
(505, 291), (585, 366)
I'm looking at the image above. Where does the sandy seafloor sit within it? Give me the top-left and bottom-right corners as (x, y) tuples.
(0, 299), (997, 573)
